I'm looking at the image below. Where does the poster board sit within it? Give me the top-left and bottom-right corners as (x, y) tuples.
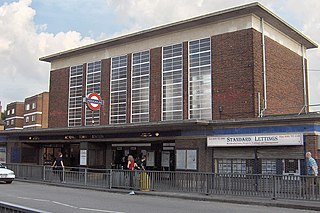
(146, 151), (155, 167)
(80, 150), (87, 166)
(176, 150), (197, 170)
(161, 151), (170, 167)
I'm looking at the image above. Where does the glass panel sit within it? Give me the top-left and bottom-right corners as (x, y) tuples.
(189, 38), (212, 119)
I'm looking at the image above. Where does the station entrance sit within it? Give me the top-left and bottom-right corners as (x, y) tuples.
(111, 142), (175, 171)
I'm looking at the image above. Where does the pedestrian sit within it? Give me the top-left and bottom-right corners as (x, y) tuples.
(140, 155), (146, 170)
(52, 152), (65, 183)
(305, 152), (318, 195)
(127, 155), (139, 194)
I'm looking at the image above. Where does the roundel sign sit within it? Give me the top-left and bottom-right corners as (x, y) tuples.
(86, 93), (103, 111)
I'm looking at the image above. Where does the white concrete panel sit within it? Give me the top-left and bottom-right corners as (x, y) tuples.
(51, 15), (304, 70)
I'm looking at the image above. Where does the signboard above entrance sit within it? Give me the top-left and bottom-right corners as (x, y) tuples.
(207, 133), (303, 147)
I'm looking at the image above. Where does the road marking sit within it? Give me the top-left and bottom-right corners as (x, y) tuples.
(80, 207), (126, 213)
(52, 201), (77, 209)
(18, 196), (50, 202)
(17, 196), (126, 213)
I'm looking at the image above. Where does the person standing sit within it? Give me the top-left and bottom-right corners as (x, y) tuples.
(305, 152), (318, 195)
(52, 152), (65, 183)
(127, 155), (138, 194)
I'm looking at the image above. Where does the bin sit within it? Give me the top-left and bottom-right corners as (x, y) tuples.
(140, 172), (150, 192)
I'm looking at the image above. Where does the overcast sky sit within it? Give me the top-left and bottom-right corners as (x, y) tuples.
(0, 0), (319, 112)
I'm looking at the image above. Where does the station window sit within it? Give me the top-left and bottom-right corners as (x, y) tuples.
(217, 159), (254, 174)
(131, 51), (150, 123)
(85, 61), (101, 126)
(261, 159), (277, 174)
(188, 38), (212, 120)
(162, 43), (183, 121)
(68, 65), (83, 127)
(110, 56), (127, 124)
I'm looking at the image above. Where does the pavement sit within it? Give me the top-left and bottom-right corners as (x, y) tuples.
(17, 179), (320, 212)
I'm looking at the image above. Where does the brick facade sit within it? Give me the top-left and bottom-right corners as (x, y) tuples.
(101, 58), (111, 125)
(5, 102), (24, 129)
(212, 29), (255, 119)
(47, 29), (308, 127)
(48, 68), (69, 128)
(24, 92), (49, 129)
(149, 47), (162, 122)
(264, 36), (305, 115)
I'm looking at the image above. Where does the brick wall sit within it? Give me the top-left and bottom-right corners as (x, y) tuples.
(305, 135), (319, 159)
(150, 47), (162, 122)
(101, 59), (111, 125)
(212, 29), (255, 119)
(175, 138), (208, 172)
(48, 67), (69, 128)
(41, 92), (49, 128)
(264, 36), (304, 115)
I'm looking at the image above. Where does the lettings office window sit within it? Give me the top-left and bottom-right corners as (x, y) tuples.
(162, 43), (183, 121)
(85, 61), (101, 126)
(110, 56), (127, 124)
(68, 65), (83, 127)
(131, 51), (150, 123)
(188, 38), (212, 119)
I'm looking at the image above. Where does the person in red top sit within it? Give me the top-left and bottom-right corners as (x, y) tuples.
(127, 155), (138, 170)
(127, 155), (139, 194)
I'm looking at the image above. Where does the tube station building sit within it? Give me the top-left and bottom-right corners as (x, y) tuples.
(0, 2), (319, 175)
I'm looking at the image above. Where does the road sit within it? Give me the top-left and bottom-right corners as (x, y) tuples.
(0, 181), (317, 213)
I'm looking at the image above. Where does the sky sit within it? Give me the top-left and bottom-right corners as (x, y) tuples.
(0, 0), (319, 112)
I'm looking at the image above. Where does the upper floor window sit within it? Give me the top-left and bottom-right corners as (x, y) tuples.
(25, 104), (30, 111)
(85, 61), (101, 126)
(7, 110), (10, 115)
(31, 115), (36, 122)
(32, 103), (36, 109)
(162, 43), (183, 121)
(131, 51), (150, 123)
(188, 38), (212, 120)
(68, 65), (83, 127)
(25, 116), (29, 123)
(110, 55), (127, 124)
(11, 109), (15, 114)
(10, 120), (14, 125)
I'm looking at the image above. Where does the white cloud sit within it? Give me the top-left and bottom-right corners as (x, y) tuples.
(0, 0), (95, 109)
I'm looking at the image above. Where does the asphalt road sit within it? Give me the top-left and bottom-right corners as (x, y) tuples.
(0, 181), (317, 213)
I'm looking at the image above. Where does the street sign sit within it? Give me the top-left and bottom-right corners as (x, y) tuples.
(85, 93), (103, 111)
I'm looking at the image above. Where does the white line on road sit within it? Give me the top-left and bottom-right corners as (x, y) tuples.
(17, 195), (126, 213)
(52, 201), (78, 209)
(80, 207), (126, 213)
(18, 196), (50, 202)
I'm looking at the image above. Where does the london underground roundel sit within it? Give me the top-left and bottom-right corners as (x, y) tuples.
(86, 93), (103, 111)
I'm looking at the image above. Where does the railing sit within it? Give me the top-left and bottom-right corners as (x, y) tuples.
(0, 201), (50, 213)
(5, 163), (320, 201)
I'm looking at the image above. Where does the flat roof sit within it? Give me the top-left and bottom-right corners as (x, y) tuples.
(40, 2), (318, 63)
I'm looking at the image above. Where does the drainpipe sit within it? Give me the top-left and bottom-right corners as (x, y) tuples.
(260, 18), (267, 117)
(301, 45), (307, 114)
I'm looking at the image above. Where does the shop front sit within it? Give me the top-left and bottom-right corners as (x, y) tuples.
(208, 133), (305, 175)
